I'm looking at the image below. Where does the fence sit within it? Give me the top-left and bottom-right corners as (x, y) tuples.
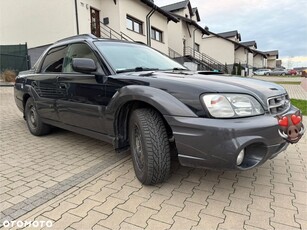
(0, 44), (30, 73)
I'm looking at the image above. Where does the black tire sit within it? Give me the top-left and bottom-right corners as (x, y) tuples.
(25, 98), (51, 136)
(129, 108), (171, 185)
(265, 73), (270, 76)
(281, 73), (286, 76)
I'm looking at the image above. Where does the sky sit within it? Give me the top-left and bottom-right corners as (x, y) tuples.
(155, 0), (307, 68)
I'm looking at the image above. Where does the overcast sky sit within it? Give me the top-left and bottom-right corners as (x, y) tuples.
(155, 0), (307, 68)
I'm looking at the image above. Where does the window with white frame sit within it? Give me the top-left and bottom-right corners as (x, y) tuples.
(126, 15), (143, 34)
(151, 27), (163, 42)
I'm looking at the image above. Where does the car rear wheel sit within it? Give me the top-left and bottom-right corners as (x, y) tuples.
(25, 98), (51, 136)
(265, 73), (270, 76)
(129, 108), (171, 185)
(281, 73), (286, 76)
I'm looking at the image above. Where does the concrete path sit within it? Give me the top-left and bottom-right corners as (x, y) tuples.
(252, 76), (307, 100)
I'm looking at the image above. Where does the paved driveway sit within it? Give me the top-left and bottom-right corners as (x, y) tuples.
(0, 87), (306, 230)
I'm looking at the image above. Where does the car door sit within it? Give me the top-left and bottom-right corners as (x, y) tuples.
(29, 45), (68, 121)
(56, 42), (106, 133)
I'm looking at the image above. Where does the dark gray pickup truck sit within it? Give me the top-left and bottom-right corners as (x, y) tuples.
(14, 34), (304, 185)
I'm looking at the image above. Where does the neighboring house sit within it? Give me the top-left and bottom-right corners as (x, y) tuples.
(100, 0), (178, 54)
(201, 34), (235, 67)
(202, 31), (270, 73)
(241, 41), (267, 69)
(276, 59), (282, 68)
(162, 0), (229, 71)
(216, 30), (254, 69)
(234, 45), (254, 70)
(264, 50), (279, 68)
(0, 0), (178, 63)
(161, 0), (209, 56)
(0, 0), (280, 73)
(202, 31), (254, 73)
(217, 30), (241, 42)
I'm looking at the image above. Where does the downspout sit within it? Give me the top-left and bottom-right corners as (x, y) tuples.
(74, 0), (79, 35)
(246, 49), (249, 76)
(146, 7), (156, 47)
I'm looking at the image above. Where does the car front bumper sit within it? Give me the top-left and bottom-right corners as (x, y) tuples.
(164, 108), (301, 170)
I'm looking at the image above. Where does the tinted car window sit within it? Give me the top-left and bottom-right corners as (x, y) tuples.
(94, 41), (185, 73)
(63, 43), (102, 73)
(41, 46), (68, 73)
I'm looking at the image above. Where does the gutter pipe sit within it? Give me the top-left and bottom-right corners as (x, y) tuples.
(146, 7), (156, 47)
(74, 0), (80, 35)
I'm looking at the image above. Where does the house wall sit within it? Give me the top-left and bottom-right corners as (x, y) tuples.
(254, 55), (266, 68)
(248, 52), (253, 68)
(117, 0), (170, 54)
(235, 47), (248, 65)
(101, 1), (121, 33)
(267, 56), (277, 68)
(77, 0), (102, 35)
(201, 36), (235, 65)
(0, 0), (76, 48)
(168, 20), (184, 55)
(167, 7), (204, 56)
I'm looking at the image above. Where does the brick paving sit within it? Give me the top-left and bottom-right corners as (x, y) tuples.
(252, 76), (307, 100)
(0, 86), (307, 230)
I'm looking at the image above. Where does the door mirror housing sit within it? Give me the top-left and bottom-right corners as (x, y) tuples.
(72, 58), (97, 74)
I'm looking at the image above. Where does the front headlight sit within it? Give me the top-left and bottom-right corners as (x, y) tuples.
(202, 94), (264, 118)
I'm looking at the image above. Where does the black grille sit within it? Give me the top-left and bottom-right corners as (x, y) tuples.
(267, 94), (290, 115)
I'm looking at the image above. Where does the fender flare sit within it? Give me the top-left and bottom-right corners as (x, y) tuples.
(106, 85), (198, 150)
(106, 85), (198, 117)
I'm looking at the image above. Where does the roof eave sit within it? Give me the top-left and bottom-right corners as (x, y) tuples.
(140, 0), (179, 23)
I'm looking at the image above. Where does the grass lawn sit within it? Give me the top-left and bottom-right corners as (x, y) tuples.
(273, 81), (301, 85)
(291, 99), (307, 115)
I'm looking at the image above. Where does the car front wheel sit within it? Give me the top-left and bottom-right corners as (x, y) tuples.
(129, 108), (171, 185)
(25, 98), (51, 136)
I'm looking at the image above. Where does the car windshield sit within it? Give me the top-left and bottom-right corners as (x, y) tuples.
(94, 41), (186, 73)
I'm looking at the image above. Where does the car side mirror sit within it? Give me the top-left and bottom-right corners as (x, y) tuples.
(72, 58), (97, 74)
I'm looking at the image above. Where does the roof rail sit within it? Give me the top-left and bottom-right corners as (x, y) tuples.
(55, 34), (97, 43)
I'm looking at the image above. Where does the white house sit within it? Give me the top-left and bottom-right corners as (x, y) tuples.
(0, 0), (279, 72)
(202, 31), (270, 73)
(202, 31), (253, 73)
(0, 0), (178, 64)
(264, 50), (279, 68)
(217, 30), (241, 42)
(201, 34), (235, 67)
(241, 41), (267, 69)
(161, 0), (209, 56)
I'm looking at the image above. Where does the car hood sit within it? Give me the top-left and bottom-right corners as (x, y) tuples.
(124, 71), (287, 106)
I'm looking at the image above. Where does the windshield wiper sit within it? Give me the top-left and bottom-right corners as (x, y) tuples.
(116, 67), (159, 73)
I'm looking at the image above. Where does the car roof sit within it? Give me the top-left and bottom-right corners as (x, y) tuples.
(52, 34), (137, 48)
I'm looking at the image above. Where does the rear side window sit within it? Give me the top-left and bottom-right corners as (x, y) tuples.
(41, 46), (68, 73)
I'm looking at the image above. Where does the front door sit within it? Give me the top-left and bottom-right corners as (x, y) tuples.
(58, 42), (106, 132)
(90, 7), (100, 37)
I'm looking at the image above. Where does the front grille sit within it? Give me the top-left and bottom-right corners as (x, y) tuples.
(267, 94), (290, 115)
